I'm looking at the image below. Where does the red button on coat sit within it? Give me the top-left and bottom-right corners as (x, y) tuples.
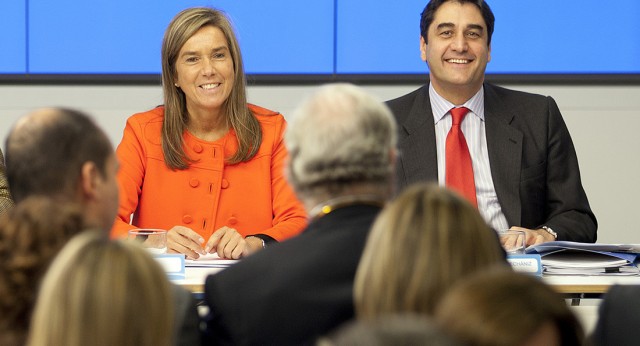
(228, 216), (238, 225)
(193, 144), (203, 153)
(183, 215), (193, 224)
(189, 178), (199, 187)
(221, 179), (230, 189)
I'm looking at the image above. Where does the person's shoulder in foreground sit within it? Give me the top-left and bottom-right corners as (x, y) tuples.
(205, 204), (382, 345)
(590, 284), (640, 346)
(204, 83), (398, 345)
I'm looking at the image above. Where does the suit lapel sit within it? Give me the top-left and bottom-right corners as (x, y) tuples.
(484, 84), (523, 226)
(399, 86), (438, 187)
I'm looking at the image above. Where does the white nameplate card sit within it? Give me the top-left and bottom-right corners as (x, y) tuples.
(153, 254), (186, 280)
(506, 254), (542, 276)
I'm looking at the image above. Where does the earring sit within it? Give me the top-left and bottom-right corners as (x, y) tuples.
(174, 83), (179, 87)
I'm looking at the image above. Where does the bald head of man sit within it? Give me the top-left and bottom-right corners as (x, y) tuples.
(5, 108), (119, 231)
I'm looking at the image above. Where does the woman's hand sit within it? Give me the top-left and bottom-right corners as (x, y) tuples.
(205, 227), (264, 259)
(167, 225), (206, 259)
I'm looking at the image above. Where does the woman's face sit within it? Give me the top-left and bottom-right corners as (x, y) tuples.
(174, 25), (235, 118)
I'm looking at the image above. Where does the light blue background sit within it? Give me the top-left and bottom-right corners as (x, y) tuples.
(2, 1), (639, 75)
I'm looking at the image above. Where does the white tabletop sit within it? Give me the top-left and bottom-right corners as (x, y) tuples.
(174, 267), (225, 294)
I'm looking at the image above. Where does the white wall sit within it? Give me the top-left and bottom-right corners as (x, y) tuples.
(1, 83), (638, 244)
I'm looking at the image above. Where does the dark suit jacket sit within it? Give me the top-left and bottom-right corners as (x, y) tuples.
(203, 204), (381, 346)
(387, 83), (596, 242)
(172, 284), (202, 346)
(591, 285), (640, 346)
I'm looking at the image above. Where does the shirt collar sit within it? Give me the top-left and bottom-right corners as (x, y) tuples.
(429, 83), (485, 123)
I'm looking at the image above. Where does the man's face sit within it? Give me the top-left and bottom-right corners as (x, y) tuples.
(421, 1), (491, 99)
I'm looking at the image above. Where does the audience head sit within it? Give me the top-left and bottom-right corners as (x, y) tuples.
(0, 197), (85, 346)
(27, 231), (174, 346)
(286, 83), (397, 208)
(435, 268), (584, 346)
(354, 183), (507, 318)
(5, 107), (118, 231)
(420, 0), (495, 45)
(318, 314), (462, 346)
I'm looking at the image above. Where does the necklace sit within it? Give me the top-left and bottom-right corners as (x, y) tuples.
(308, 194), (386, 221)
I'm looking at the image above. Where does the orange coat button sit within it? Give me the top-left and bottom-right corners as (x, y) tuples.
(189, 178), (199, 188)
(228, 216), (238, 225)
(193, 144), (203, 153)
(221, 179), (230, 189)
(183, 215), (193, 224)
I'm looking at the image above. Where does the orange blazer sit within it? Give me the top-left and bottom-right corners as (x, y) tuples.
(111, 105), (307, 242)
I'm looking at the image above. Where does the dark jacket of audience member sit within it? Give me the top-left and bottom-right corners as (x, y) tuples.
(591, 284), (640, 346)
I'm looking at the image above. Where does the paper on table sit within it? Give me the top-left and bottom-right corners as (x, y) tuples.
(185, 253), (239, 268)
(542, 252), (630, 268)
(544, 265), (640, 276)
(538, 250), (640, 276)
(526, 241), (640, 254)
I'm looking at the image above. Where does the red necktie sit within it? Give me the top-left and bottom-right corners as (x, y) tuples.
(446, 107), (477, 207)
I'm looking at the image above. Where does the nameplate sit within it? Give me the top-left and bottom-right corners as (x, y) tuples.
(506, 254), (542, 276)
(153, 254), (186, 280)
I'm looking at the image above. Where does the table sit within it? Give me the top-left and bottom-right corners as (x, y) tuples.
(178, 267), (640, 297)
(544, 275), (640, 294)
(543, 275), (640, 305)
(176, 267), (224, 294)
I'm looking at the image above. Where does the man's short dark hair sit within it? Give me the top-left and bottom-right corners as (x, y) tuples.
(420, 0), (495, 45)
(5, 108), (113, 202)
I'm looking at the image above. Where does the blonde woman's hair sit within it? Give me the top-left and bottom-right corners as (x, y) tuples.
(161, 7), (260, 169)
(354, 183), (507, 318)
(27, 231), (174, 346)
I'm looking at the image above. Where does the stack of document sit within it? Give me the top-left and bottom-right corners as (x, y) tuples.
(525, 241), (640, 276)
(185, 253), (239, 268)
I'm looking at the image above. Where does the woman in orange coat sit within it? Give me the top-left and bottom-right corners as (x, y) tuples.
(112, 7), (306, 259)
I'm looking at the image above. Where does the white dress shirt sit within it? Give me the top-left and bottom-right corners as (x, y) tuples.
(429, 84), (509, 232)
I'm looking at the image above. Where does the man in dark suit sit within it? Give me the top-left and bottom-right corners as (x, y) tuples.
(387, 0), (596, 244)
(204, 83), (397, 345)
(591, 285), (640, 345)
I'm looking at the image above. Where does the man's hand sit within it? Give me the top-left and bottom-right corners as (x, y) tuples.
(167, 225), (206, 259)
(509, 226), (555, 246)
